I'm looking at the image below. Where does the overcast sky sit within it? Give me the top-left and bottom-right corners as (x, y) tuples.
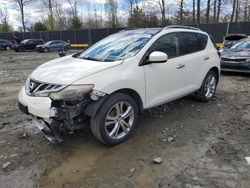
(2, 0), (225, 30)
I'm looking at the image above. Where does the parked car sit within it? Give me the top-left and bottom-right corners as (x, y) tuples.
(219, 33), (248, 53)
(36, 40), (70, 52)
(221, 38), (250, 73)
(18, 26), (220, 145)
(13, 39), (45, 52)
(0, 39), (12, 50)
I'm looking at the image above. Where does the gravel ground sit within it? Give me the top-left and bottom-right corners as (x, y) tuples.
(0, 50), (249, 188)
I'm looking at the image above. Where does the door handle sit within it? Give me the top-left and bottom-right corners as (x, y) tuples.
(176, 64), (185, 69)
(203, 57), (210, 60)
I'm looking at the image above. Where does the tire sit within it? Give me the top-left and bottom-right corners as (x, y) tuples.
(63, 46), (68, 51)
(44, 48), (49, 52)
(19, 46), (25, 52)
(194, 70), (218, 102)
(90, 93), (138, 146)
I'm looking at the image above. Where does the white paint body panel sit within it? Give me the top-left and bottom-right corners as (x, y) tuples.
(30, 55), (123, 85)
(18, 28), (220, 117)
(18, 87), (53, 119)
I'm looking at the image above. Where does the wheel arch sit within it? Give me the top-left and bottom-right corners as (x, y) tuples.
(209, 66), (220, 84)
(85, 88), (144, 118)
(113, 88), (144, 114)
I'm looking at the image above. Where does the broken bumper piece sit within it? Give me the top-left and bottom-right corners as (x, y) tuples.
(32, 117), (62, 144)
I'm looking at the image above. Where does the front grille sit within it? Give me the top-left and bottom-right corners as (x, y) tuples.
(26, 78), (64, 96)
(221, 57), (247, 62)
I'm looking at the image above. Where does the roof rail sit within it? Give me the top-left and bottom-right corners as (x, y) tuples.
(162, 25), (200, 31)
(119, 27), (138, 32)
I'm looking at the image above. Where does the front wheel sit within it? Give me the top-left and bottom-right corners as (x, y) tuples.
(194, 70), (218, 102)
(44, 47), (49, 52)
(90, 93), (138, 146)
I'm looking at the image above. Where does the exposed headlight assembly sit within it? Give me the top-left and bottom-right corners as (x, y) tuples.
(49, 84), (94, 100)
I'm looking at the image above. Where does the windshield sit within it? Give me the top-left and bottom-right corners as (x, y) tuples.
(231, 40), (250, 50)
(21, 39), (30, 44)
(78, 32), (152, 62)
(45, 41), (53, 45)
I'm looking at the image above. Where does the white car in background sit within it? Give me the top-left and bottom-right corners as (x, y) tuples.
(18, 26), (220, 145)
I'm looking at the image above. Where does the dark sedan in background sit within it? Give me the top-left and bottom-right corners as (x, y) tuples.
(0, 39), (12, 50)
(12, 39), (45, 52)
(221, 38), (250, 73)
(35, 40), (70, 52)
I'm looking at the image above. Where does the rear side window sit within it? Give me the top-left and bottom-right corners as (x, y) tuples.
(196, 33), (208, 49)
(179, 32), (207, 55)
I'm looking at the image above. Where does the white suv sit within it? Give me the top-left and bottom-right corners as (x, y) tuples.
(18, 26), (220, 145)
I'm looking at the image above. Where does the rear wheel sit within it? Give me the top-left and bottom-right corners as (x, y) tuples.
(91, 93), (138, 146)
(194, 70), (218, 102)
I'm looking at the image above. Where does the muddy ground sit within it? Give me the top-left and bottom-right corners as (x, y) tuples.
(0, 50), (249, 188)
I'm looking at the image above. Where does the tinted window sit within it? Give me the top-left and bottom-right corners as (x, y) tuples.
(180, 32), (205, 55)
(151, 33), (180, 59)
(197, 33), (208, 49)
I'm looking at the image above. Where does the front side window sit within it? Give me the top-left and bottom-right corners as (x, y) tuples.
(150, 33), (180, 59)
(78, 32), (153, 62)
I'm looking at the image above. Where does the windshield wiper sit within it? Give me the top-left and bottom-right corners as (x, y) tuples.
(80, 57), (100, 61)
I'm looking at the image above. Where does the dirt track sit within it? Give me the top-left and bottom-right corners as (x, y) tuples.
(0, 50), (249, 188)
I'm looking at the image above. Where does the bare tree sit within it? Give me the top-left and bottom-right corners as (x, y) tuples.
(54, 2), (67, 30)
(67, 0), (78, 18)
(42, 0), (55, 30)
(105, 0), (118, 27)
(197, 0), (200, 23)
(12, 0), (32, 32)
(0, 7), (9, 26)
(213, 0), (217, 22)
(179, 0), (184, 24)
(124, 0), (138, 15)
(235, 0), (240, 22)
(160, 0), (165, 23)
(206, 0), (211, 23)
(231, 0), (236, 22)
(216, 0), (221, 22)
(193, 0), (195, 23)
(244, 0), (248, 21)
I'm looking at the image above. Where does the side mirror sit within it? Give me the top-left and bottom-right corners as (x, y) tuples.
(148, 51), (168, 63)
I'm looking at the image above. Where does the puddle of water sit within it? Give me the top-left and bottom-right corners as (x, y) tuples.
(39, 144), (106, 188)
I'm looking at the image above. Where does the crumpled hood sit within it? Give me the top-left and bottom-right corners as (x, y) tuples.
(30, 55), (123, 85)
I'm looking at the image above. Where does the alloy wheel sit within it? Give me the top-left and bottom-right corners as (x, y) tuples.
(105, 101), (135, 140)
(204, 75), (216, 98)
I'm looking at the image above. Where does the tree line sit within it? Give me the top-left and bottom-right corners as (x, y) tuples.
(0, 0), (250, 32)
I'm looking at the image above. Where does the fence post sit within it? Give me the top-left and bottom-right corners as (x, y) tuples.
(88, 29), (92, 45)
(60, 30), (62, 40)
(107, 28), (109, 36)
(74, 29), (76, 44)
(226, 22), (230, 35)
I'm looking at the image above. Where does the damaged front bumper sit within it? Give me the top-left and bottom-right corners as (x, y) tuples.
(18, 86), (106, 143)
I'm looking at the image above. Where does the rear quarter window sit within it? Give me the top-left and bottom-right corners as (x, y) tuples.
(196, 33), (208, 49)
(179, 32), (207, 55)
